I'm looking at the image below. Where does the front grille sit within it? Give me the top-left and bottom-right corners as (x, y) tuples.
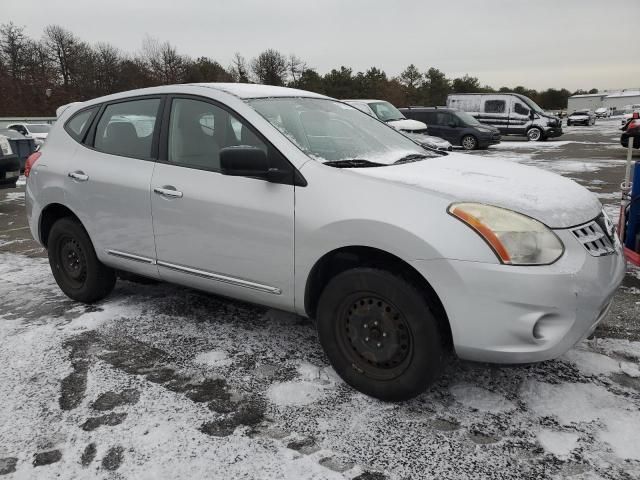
(571, 219), (615, 257)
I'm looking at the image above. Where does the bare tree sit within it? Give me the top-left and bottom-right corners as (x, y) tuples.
(95, 42), (121, 93)
(287, 54), (306, 85)
(0, 22), (28, 80)
(43, 25), (81, 87)
(251, 49), (287, 86)
(141, 35), (185, 84)
(229, 52), (249, 83)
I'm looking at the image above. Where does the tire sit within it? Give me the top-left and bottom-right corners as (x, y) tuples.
(48, 217), (116, 303)
(527, 127), (543, 141)
(461, 135), (478, 150)
(316, 268), (444, 401)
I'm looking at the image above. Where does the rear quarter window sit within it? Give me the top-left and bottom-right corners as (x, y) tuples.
(65, 107), (99, 142)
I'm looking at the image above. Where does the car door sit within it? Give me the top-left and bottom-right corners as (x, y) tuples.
(150, 96), (295, 310)
(65, 96), (163, 279)
(509, 99), (531, 135)
(434, 111), (458, 143)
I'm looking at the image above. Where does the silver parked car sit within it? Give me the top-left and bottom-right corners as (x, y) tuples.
(25, 84), (626, 401)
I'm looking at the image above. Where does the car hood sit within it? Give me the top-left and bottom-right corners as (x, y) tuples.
(355, 152), (601, 228)
(387, 119), (428, 131)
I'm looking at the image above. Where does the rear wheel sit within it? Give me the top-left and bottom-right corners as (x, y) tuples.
(461, 135), (478, 150)
(316, 268), (444, 401)
(48, 217), (116, 303)
(527, 127), (543, 141)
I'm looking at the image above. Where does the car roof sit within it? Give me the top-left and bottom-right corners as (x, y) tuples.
(400, 106), (453, 111)
(343, 99), (392, 104)
(191, 83), (329, 99)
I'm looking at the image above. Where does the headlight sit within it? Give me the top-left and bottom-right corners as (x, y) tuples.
(448, 203), (564, 265)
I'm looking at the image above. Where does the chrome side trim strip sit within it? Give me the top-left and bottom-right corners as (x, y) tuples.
(156, 260), (282, 295)
(105, 249), (156, 264)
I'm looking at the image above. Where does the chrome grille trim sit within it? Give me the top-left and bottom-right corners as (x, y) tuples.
(571, 220), (615, 257)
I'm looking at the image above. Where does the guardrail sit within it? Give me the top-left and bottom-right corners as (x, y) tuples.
(0, 117), (57, 129)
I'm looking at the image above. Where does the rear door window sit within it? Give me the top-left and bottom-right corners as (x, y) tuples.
(94, 98), (161, 159)
(484, 100), (506, 114)
(436, 112), (452, 126)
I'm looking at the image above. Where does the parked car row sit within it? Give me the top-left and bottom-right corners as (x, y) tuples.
(343, 100), (453, 151)
(6, 122), (50, 148)
(566, 109), (596, 126)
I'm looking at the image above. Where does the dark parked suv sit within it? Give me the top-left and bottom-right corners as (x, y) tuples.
(400, 107), (501, 150)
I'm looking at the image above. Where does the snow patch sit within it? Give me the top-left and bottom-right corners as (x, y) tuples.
(192, 349), (233, 367)
(599, 415), (640, 461)
(449, 383), (515, 413)
(562, 348), (621, 376)
(537, 429), (579, 459)
(267, 381), (326, 407)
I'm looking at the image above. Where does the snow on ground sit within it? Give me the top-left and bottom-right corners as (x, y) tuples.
(1, 250), (640, 479)
(0, 192), (24, 203)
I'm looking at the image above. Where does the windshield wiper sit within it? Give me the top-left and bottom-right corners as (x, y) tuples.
(394, 153), (430, 165)
(384, 118), (405, 122)
(323, 159), (384, 168)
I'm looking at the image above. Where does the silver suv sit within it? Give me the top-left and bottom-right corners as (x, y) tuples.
(26, 84), (625, 401)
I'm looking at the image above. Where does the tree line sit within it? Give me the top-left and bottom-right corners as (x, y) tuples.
(0, 23), (598, 116)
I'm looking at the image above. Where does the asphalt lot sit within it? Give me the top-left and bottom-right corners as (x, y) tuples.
(1, 118), (640, 479)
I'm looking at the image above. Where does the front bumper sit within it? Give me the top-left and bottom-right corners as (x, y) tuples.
(544, 126), (563, 137)
(478, 133), (501, 148)
(411, 227), (626, 364)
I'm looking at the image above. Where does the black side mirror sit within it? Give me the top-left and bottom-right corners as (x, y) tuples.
(220, 146), (291, 183)
(221, 146), (269, 178)
(529, 111), (535, 120)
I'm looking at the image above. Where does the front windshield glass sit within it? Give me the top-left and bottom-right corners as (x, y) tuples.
(247, 98), (435, 165)
(520, 96), (545, 114)
(367, 101), (405, 122)
(26, 124), (51, 134)
(454, 111), (482, 126)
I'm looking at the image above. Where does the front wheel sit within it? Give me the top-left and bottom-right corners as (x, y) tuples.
(316, 268), (444, 401)
(461, 135), (478, 150)
(527, 127), (543, 141)
(48, 217), (116, 303)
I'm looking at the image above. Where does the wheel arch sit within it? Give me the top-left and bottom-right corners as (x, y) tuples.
(39, 203), (82, 247)
(304, 245), (453, 350)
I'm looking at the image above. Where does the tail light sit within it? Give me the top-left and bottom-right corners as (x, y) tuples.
(24, 151), (41, 177)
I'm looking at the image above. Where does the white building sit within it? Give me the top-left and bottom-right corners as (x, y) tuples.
(567, 89), (640, 114)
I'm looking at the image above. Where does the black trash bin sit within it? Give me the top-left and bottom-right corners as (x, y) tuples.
(0, 136), (20, 189)
(0, 129), (37, 172)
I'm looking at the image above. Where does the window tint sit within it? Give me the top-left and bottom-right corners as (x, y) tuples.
(168, 98), (267, 171)
(513, 103), (530, 116)
(436, 112), (452, 126)
(94, 98), (160, 159)
(65, 107), (98, 141)
(484, 100), (506, 114)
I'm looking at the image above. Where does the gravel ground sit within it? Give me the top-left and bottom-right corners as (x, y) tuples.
(0, 118), (639, 479)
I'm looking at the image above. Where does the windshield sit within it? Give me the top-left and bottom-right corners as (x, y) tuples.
(367, 101), (405, 122)
(247, 98), (435, 165)
(519, 96), (545, 114)
(453, 111), (482, 126)
(26, 124), (51, 134)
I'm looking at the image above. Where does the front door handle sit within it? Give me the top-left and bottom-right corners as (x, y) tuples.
(68, 171), (89, 182)
(153, 186), (183, 198)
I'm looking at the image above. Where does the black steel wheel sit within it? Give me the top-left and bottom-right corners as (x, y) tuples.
(317, 268), (445, 401)
(48, 217), (116, 303)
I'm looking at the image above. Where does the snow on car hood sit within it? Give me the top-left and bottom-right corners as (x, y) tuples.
(387, 119), (427, 131)
(355, 152), (602, 228)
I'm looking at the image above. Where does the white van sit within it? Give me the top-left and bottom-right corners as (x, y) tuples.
(447, 93), (563, 141)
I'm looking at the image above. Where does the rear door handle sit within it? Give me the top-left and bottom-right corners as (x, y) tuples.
(68, 171), (89, 182)
(153, 186), (183, 198)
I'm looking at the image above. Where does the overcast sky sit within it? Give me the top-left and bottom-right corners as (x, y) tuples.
(5, 0), (639, 91)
